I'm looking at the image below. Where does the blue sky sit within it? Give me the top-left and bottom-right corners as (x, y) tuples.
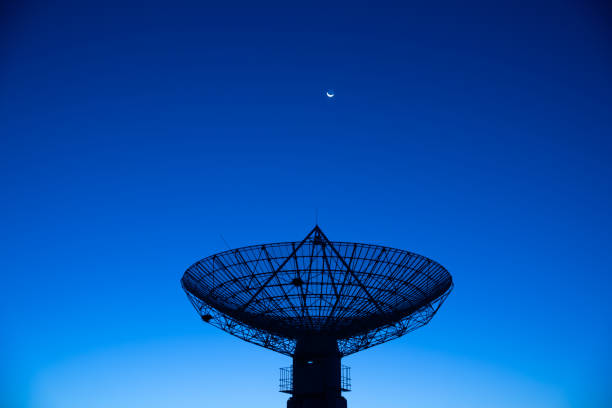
(1, 1), (611, 407)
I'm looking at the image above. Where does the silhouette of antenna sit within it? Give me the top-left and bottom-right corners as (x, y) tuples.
(219, 233), (232, 250)
(181, 225), (453, 408)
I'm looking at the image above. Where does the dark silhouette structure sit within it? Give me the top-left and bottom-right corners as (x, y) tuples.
(181, 226), (453, 408)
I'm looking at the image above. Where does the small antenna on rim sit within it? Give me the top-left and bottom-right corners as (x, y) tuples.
(220, 233), (232, 250)
(315, 208), (318, 226)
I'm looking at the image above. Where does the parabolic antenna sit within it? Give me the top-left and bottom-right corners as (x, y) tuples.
(181, 225), (453, 408)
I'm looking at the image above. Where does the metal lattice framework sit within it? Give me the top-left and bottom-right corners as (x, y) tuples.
(181, 226), (453, 356)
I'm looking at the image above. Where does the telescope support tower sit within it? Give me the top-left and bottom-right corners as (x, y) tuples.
(288, 336), (347, 408)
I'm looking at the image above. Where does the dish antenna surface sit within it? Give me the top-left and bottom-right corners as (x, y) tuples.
(181, 225), (453, 408)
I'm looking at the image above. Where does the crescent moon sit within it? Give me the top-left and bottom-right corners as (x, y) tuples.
(326, 91), (334, 98)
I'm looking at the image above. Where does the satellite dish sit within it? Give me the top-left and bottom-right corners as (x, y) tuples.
(181, 225), (453, 408)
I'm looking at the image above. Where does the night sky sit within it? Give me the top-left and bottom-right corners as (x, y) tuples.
(1, 1), (611, 408)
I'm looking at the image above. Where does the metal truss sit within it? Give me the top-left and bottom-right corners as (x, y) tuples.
(181, 225), (453, 356)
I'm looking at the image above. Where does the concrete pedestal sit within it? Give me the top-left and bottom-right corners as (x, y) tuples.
(287, 337), (347, 408)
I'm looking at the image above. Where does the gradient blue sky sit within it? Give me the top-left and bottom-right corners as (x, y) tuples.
(1, 1), (611, 407)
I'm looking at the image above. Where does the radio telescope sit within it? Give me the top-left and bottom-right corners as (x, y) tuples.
(181, 225), (453, 408)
